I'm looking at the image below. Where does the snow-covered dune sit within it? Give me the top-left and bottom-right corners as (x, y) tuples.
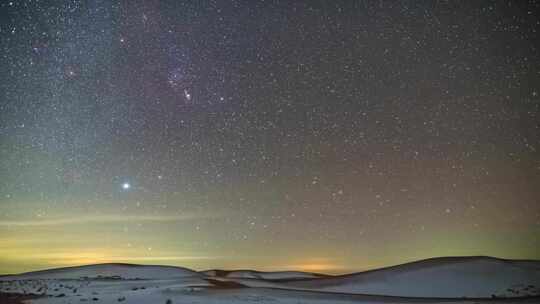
(277, 256), (540, 298)
(1, 257), (540, 304)
(0, 263), (200, 280)
(201, 269), (327, 280)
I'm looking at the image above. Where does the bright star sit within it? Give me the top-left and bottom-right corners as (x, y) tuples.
(184, 89), (191, 101)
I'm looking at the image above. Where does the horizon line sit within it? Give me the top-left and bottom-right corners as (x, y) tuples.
(3, 254), (539, 277)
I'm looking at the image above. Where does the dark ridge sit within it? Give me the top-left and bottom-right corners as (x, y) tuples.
(201, 269), (330, 279)
(204, 278), (248, 289)
(202, 269), (231, 277)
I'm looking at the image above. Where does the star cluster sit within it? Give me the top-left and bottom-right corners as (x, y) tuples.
(1, 1), (539, 274)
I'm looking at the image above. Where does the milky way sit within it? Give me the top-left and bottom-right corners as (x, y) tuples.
(1, 1), (539, 274)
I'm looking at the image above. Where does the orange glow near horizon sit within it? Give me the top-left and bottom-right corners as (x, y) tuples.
(295, 263), (341, 272)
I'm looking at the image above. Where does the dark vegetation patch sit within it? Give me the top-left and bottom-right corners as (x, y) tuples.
(0, 292), (43, 304)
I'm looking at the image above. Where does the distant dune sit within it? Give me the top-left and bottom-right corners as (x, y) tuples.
(201, 269), (328, 280)
(0, 263), (200, 280)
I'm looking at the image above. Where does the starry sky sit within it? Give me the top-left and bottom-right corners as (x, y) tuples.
(1, 0), (539, 274)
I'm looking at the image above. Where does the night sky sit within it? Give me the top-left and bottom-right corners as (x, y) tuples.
(1, 0), (539, 274)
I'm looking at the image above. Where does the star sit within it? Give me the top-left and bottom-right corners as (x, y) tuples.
(184, 89), (192, 101)
(1, 0), (538, 275)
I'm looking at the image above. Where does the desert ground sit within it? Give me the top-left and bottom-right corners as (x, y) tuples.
(1, 256), (539, 304)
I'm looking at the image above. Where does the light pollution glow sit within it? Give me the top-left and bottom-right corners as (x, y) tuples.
(1, 209), (539, 275)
